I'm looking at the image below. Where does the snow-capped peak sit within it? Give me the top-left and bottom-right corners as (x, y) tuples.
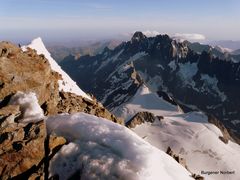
(22, 37), (91, 100)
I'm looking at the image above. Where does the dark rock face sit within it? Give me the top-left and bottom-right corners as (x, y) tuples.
(60, 47), (143, 110)
(157, 91), (178, 106)
(60, 32), (240, 137)
(126, 111), (163, 128)
(131, 31), (147, 43)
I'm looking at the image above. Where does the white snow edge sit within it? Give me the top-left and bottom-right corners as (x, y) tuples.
(22, 37), (91, 100)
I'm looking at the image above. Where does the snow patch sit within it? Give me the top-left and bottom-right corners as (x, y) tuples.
(127, 52), (147, 62)
(22, 37), (91, 100)
(168, 60), (177, 72)
(200, 74), (227, 102)
(105, 52), (147, 82)
(138, 71), (168, 92)
(96, 49), (124, 72)
(177, 62), (198, 87)
(231, 120), (240, 125)
(156, 64), (165, 70)
(8, 91), (44, 122)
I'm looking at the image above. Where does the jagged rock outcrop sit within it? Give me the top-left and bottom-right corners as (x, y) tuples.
(0, 103), (66, 179)
(126, 111), (163, 128)
(157, 91), (178, 106)
(166, 146), (188, 170)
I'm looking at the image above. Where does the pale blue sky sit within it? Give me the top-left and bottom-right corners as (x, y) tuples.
(1, 0), (240, 43)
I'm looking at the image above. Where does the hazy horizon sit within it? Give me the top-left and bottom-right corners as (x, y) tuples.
(1, 0), (240, 44)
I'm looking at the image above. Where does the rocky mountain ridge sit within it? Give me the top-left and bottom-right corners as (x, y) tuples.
(60, 31), (240, 139)
(0, 40), (123, 179)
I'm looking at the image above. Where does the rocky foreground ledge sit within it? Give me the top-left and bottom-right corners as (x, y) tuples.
(0, 104), (66, 179)
(0, 41), (123, 179)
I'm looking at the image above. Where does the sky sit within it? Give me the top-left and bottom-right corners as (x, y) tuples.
(1, 0), (240, 44)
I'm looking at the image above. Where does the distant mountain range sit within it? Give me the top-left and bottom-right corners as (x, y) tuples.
(210, 40), (240, 51)
(1, 35), (240, 180)
(47, 40), (122, 62)
(187, 41), (240, 63)
(60, 32), (240, 141)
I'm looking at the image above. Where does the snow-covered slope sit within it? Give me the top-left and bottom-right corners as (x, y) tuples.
(46, 112), (192, 180)
(9, 91), (191, 179)
(22, 37), (91, 100)
(132, 112), (240, 180)
(113, 84), (183, 121)
(112, 83), (240, 180)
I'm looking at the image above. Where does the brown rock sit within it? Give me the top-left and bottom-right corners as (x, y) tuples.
(48, 134), (67, 158)
(0, 104), (20, 127)
(192, 173), (204, 180)
(0, 118), (46, 179)
(0, 42), (60, 116)
(57, 91), (124, 125)
(0, 95), (67, 179)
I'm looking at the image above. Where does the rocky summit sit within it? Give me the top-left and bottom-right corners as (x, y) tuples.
(0, 41), (123, 179)
(0, 41), (122, 123)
